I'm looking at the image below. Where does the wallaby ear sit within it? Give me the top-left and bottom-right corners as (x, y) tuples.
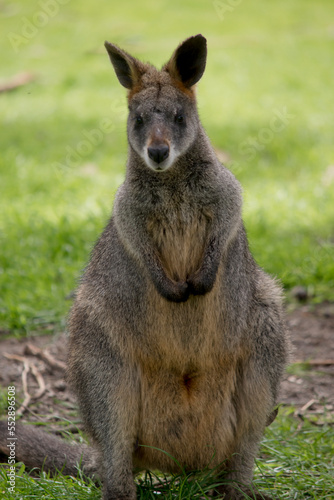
(104, 41), (143, 89)
(164, 34), (207, 88)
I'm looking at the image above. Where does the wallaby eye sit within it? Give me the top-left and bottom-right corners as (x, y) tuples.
(175, 114), (184, 124)
(135, 116), (144, 125)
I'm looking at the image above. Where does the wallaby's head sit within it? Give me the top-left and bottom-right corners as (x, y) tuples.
(105, 35), (207, 172)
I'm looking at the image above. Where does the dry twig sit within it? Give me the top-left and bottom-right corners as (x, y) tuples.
(0, 72), (34, 93)
(295, 359), (334, 366)
(3, 353), (47, 415)
(24, 343), (66, 371)
(30, 362), (46, 399)
(4, 354), (31, 414)
(299, 399), (316, 414)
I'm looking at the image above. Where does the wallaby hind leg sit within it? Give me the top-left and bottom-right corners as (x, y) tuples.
(213, 442), (274, 500)
(68, 308), (139, 500)
(212, 440), (267, 499)
(214, 485), (274, 500)
(214, 323), (284, 499)
(212, 425), (275, 500)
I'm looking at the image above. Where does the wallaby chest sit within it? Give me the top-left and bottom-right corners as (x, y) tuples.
(146, 202), (212, 282)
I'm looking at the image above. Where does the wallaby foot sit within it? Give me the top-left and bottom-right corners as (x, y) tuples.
(103, 484), (136, 500)
(214, 484), (274, 500)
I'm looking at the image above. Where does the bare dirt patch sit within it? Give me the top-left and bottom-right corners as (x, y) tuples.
(0, 303), (333, 430)
(280, 302), (334, 422)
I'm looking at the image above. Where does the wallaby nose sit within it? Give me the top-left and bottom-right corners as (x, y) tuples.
(147, 144), (169, 164)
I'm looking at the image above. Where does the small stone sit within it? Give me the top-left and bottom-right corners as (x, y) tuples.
(291, 286), (308, 302)
(54, 380), (67, 391)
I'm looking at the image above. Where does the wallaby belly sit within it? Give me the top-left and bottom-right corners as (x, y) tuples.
(133, 289), (241, 473)
(135, 366), (238, 472)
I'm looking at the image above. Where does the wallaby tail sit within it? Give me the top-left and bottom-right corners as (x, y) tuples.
(0, 420), (99, 478)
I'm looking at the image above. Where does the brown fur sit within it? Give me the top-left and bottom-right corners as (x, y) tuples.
(0, 35), (289, 500)
(146, 206), (212, 281)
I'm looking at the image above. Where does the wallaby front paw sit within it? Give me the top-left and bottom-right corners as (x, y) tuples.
(187, 272), (214, 296)
(159, 280), (190, 302)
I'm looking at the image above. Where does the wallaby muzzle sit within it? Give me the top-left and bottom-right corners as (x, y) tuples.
(147, 143), (170, 164)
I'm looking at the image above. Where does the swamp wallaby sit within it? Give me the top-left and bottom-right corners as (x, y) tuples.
(0, 35), (289, 499)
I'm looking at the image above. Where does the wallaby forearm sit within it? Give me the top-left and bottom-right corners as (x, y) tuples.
(114, 181), (241, 302)
(145, 252), (190, 302)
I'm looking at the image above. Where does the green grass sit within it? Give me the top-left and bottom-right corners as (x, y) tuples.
(1, 410), (333, 499)
(255, 409), (334, 499)
(0, 0), (333, 333)
(0, 464), (102, 500)
(0, 0), (333, 498)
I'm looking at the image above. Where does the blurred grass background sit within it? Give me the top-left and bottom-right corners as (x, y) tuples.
(0, 0), (333, 334)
